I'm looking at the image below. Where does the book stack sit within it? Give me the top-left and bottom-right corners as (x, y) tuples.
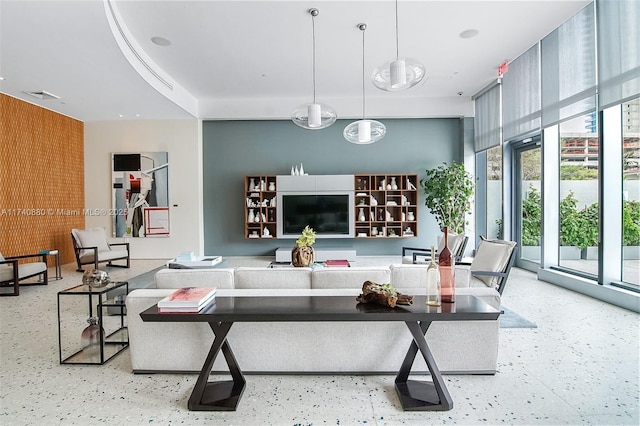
(325, 259), (350, 267)
(157, 287), (217, 313)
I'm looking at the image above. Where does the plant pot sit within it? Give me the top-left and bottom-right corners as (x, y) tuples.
(291, 246), (314, 267)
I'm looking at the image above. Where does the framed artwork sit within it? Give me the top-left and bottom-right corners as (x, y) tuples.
(112, 152), (169, 237)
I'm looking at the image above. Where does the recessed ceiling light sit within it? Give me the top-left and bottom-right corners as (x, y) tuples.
(23, 90), (60, 100)
(151, 36), (171, 46)
(0, 76), (5, 81)
(459, 29), (479, 39)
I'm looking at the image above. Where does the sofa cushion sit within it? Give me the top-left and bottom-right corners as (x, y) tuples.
(470, 239), (516, 288)
(311, 266), (390, 289)
(390, 264), (471, 289)
(154, 268), (235, 289)
(234, 267), (312, 289)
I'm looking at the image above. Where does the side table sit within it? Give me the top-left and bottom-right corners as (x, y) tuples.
(39, 249), (62, 280)
(57, 281), (129, 365)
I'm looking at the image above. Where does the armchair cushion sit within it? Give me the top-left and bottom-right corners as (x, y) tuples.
(72, 228), (110, 257)
(470, 239), (517, 288)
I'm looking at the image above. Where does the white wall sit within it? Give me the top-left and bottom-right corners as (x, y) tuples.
(84, 119), (203, 259)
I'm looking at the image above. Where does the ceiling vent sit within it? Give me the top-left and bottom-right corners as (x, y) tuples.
(23, 90), (60, 100)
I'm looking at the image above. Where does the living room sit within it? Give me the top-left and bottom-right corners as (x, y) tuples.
(1, 0), (639, 424)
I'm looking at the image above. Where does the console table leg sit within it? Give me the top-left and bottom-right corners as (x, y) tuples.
(188, 322), (246, 411)
(395, 321), (453, 411)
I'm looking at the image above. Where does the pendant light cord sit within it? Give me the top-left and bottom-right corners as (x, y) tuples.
(312, 13), (317, 104)
(395, 0), (399, 59)
(362, 26), (366, 119)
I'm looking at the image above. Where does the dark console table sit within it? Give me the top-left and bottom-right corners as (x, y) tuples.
(140, 295), (500, 411)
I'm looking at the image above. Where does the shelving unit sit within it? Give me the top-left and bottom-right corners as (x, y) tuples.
(354, 174), (419, 238)
(244, 175), (277, 239)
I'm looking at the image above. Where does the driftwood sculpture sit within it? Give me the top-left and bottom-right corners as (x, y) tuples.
(356, 281), (414, 308)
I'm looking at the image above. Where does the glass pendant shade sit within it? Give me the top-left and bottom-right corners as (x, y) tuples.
(291, 8), (336, 130)
(291, 102), (337, 129)
(343, 119), (386, 144)
(372, 57), (425, 91)
(345, 23), (386, 145)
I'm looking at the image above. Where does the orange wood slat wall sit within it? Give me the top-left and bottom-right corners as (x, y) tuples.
(0, 93), (85, 265)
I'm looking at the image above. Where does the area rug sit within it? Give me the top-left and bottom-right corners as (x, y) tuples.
(500, 306), (537, 328)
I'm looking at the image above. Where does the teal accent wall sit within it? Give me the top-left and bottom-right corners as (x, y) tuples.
(203, 118), (465, 256)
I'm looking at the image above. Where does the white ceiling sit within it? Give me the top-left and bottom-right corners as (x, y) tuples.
(0, 0), (590, 122)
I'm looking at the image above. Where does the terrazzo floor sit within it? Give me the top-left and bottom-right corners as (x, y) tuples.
(0, 257), (638, 425)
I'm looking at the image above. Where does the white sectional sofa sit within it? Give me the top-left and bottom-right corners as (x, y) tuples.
(126, 264), (502, 375)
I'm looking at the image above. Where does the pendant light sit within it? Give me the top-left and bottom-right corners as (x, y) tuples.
(344, 23), (386, 144)
(291, 8), (337, 129)
(372, 0), (425, 92)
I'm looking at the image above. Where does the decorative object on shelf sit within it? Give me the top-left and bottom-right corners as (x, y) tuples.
(403, 227), (414, 236)
(370, 195), (378, 206)
(401, 212), (406, 221)
(263, 227), (271, 237)
(439, 227), (455, 303)
(407, 211), (415, 221)
(268, 181), (275, 191)
(406, 177), (416, 190)
(291, 8), (337, 130)
(386, 209), (392, 221)
(371, 226), (378, 236)
(426, 246), (441, 306)
(372, 0), (425, 92)
(344, 23), (386, 144)
(358, 207), (366, 222)
(249, 178), (256, 191)
(248, 209), (255, 223)
(299, 163), (305, 175)
(379, 178), (386, 190)
(401, 194), (408, 206)
(420, 162), (474, 234)
(80, 317), (102, 358)
(291, 225), (316, 267)
(82, 269), (110, 288)
(260, 180), (266, 191)
(390, 177), (398, 190)
(388, 229), (396, 236)
(356, 281), (413, 308)
(291, 166), (295, 175)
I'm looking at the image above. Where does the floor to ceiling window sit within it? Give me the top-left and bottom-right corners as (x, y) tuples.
(557, 113), (600, 276)
(513, 139), (541, 271)
(621, 98), (640, 287)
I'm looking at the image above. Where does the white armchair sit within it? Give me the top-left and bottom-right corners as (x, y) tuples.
(0, 251), (48, 296)
(71, 228), (130, 272)
(457, 238), (517, 295)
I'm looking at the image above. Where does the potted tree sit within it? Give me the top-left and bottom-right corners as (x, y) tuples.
(291, 225), (316, 267)
(420, 162), (474, 234)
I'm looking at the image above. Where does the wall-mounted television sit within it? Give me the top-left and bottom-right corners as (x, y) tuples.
(276, 174), (355, 239)
(279, 194), (353, 238)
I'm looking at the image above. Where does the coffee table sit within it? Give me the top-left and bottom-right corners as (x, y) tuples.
(140, 294), (499, 411)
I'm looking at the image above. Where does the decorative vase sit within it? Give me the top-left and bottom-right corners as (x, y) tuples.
(268, 181), (275, 191)
(390, 177), (398, 190)
(248, 209), (255, 223)
(249, 178), (256, 191)
(82, 269), (110, 288)
(426, 246), (441, 306)
(299, 163), (305, 175)
(358, 207), (366, 222)
(407, 211), (415, 221)
(371, 226), (378, 236)
(439, 227), (455, 303)
(81, 317), (102, 359)
(291, 246), (314, 267)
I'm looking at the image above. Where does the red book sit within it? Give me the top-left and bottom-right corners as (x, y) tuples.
(325, 259), (350, 267)
(157, 287), (216, 312)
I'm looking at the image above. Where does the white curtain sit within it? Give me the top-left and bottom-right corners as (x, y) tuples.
(502, 44), (541, 141)
(541, 2), (596, 127)
(474, 81), (501, 152)
(597, 0), (640, 109)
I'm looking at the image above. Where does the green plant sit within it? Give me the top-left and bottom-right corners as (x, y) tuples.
(295, 225), (316, 247)
(522, 185), (541, 246)
(420, 162), (475, 234)
(623, 200), (640, 246)
(560, 165), (599, 180)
